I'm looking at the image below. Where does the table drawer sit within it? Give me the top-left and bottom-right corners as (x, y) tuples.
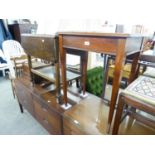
(63, 36), (117, 53)
(34, 99), (62, 134)
(63, 118), (85, 135)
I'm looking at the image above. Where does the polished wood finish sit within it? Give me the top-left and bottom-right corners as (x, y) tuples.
(63, 90), (155, 135)
(112, 94), (155, 134)
(21, 34), (58, 62)
(14, 76), (64, 134)
(15, 79), (34, 116)
(113, 49), (155, 135)
(59, 32), (143, 131)
(21, 34), (61, 101)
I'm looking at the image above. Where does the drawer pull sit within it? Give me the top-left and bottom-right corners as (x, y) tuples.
(84, 41), (90, 46)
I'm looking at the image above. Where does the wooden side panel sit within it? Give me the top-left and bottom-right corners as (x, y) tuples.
(15, 81), (34, 116)
(21, 35), (58, 62)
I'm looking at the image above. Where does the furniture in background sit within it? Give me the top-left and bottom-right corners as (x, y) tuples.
(21, 34), (84, 107)
(112, 50), (155, 134)
(14, 71), (65, 134)
(86, 66), (104, 97)
(2, 40), (23, 103)
(15, 34), (66, 134)
(58, 32), (143, 132)
(2, 40), (27, 77)
(21, 34), (62, 103)
(8, 23), (38, 43)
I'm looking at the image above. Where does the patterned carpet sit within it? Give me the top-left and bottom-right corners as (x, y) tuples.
(0, 77), (49, 135)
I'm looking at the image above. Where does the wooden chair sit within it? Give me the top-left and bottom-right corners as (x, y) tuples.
(112, 49), (155, 134)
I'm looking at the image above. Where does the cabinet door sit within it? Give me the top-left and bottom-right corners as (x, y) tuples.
(15, 81), (34, 116)
(33, 98), (62, 135)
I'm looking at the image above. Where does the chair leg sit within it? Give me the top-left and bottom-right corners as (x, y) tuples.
(112, 94), (125, 135)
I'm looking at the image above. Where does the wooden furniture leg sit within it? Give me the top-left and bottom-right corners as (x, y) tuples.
(59, 35), (68, 105)
(55, 62), (61, 103)
(27, 55), (34, 85)
(107, 39), (126, 132)
(81, 52), (88, 96)
(112, 94), (125, 134)
(19, 102), (24, 113)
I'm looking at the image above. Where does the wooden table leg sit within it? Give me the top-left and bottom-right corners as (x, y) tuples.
(27, 54), (34, 85)
(81, 52), (88, 95)
(112, 94), (125, 134)
(59, 35), (67, 105)
(107, 39), (126, 133)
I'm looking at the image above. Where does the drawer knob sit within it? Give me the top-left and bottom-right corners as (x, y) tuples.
(84, 41), (90, 46)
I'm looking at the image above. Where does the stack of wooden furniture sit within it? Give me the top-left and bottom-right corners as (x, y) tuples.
(13, 32), (154, 135)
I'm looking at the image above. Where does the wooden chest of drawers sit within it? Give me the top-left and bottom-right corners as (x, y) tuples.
(14, 77), (64, 134)
(33, 96), (62, 134)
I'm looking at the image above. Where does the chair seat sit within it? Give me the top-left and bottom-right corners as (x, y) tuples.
(123, 76), (155, 106)
(143, 67), (155, 78)
(108, 64), (132, 79)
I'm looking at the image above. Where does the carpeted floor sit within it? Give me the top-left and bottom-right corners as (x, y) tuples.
(0, 77), (49, 135)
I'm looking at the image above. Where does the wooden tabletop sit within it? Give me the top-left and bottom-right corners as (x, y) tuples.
(58, 32), (143, 38)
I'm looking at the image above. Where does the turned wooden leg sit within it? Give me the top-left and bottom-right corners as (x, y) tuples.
(112, 94), (125, 135)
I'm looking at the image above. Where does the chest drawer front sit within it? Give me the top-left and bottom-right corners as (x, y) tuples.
(35, 112), (58, 134)
(34, 99), (62, 134)
(63, 36), (118, 53)
(63, 118), (85, 135)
